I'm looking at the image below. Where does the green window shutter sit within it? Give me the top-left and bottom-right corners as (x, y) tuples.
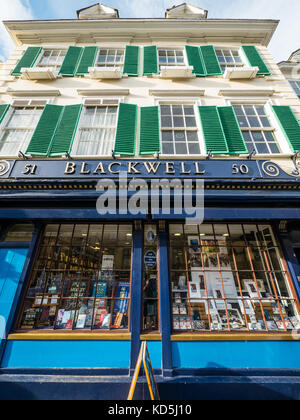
(11, 47), (42, 76)
(59, 46), (83, 76)
(143, 46), (158, 76)
(185, 46), (206, 76)
(272, 106), (300, 152)
(218, 106), (248, 155)
(123, 46), (139, 76)
(114, 103), (137, 156)
(0, 104), (10, 123)
(241, 46), (271, 76)
(49, 105), (83, 157)
(76, 47), (98, 76)
(26, 105), (63, 156)
(200, 46), (222, 76)
(198, 106), (228, 154)
(140, 106), (160, 155)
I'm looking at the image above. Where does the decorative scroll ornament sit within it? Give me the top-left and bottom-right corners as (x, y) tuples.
(261, 160), (300, 178)
(261, 161), (280, 177)
(0, 160), (10, 177)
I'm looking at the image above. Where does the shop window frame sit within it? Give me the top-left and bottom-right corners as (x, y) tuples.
(168, 222), (300, 336)
(15, 222), (134, 334)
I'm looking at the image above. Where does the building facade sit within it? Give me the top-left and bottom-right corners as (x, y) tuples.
(1, 2), (300, 400)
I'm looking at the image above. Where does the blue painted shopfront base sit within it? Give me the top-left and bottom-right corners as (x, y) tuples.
(1, 369), (300, 400)
(172, 341), (300, 370)
(2, 340), (131, 369)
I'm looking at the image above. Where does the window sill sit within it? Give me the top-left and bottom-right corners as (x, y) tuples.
(171, 333), (296, 342)
(8, 331), (131, 341)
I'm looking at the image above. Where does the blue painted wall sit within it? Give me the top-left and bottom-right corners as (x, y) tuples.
(1, 340), (131, 368)
(172, 341), (300, 369)
(0, 248), (28, 349)
(146, 341), (162, 369)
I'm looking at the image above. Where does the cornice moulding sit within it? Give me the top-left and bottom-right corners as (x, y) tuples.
(77, 89), (130, 96)
(7, 89), (61, 97)
(149, 89), (205, 97)
(4, 19), (279, 47)
(219, 89), (275, 97)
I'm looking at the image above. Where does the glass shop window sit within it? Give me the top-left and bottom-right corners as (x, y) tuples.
(169, 223), (300, 334)
(4, 224), (34, 242)
(17, 224), (133, 331)
(142, 224), (160, 332)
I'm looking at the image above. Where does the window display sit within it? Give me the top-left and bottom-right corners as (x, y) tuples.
(18, 224), (132, 331)
(169, 223), (300, 333)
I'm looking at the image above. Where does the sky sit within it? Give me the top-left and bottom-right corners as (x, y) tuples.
(0, 0), (299, 63)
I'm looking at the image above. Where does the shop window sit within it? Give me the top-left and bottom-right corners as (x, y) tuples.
(37, 49), (67, 67)
(233, 104), (280, 155)
(160, 104), (201, 155)
(17, 224), (133, 331)
(143, 225), (160, 332)
(215, 48), (244, 73)
(169, 223), (300, 333)
(3, 224), (34, 242)
(72, 104), (118, 156)
(96, 48), (125, 70)
(0, 106), (43, 157)
(158, 49), (185, 69)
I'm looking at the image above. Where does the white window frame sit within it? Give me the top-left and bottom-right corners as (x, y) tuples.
(289, 80), (300, 98)
(71, 97), (124, 158)
(36, 48), (67, 68)
(227, 98), (292, 156)
(154, 98), (205, 157)
(157, 48), (187, 68)
(0, 98), (51, 158)
(95, 47), (125, 69)
(215, 47), (245, 73)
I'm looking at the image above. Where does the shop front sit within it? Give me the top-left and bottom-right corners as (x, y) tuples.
(1, 158), (300, 399)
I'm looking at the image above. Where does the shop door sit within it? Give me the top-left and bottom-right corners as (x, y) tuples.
(0, 248), (28, 349)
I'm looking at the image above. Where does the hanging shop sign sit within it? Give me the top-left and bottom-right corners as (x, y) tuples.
(144, 251), (157, 269)
(1, 159), (300, 180)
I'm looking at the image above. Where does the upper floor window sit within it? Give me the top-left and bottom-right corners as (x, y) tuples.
(216, 48), (243, 73)
(160, 104), (201, 155)
(0, 106), (43, 157)
(233, 104), (280, 155)
(158, 49), (185, 69)
(96, 49), (125, 69)
(37, 49), (67, 67)
(289, 81), (300, 98)
(73, 101), (119, 156)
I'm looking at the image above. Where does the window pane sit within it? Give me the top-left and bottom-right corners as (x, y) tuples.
(162, 143), (174, 154)
(169, 223), (300, 334)
(4, 224), (34, 242)
(188, 143), (200, 154)
(18, 224), (133, 331)
(175, 143), (187, 154)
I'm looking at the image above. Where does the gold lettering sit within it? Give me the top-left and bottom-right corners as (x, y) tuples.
(93, 162), (106, 175)
(65, 162), (76, 175)
(165, 162), (175, 174)
(128, 162), (141, 174)
(194, 162), (205, 175)
(143, 161), (161, 174)
(108, 162), (121, 174)
(181, 162), (191, 175)
(80, 162), (90, 175)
